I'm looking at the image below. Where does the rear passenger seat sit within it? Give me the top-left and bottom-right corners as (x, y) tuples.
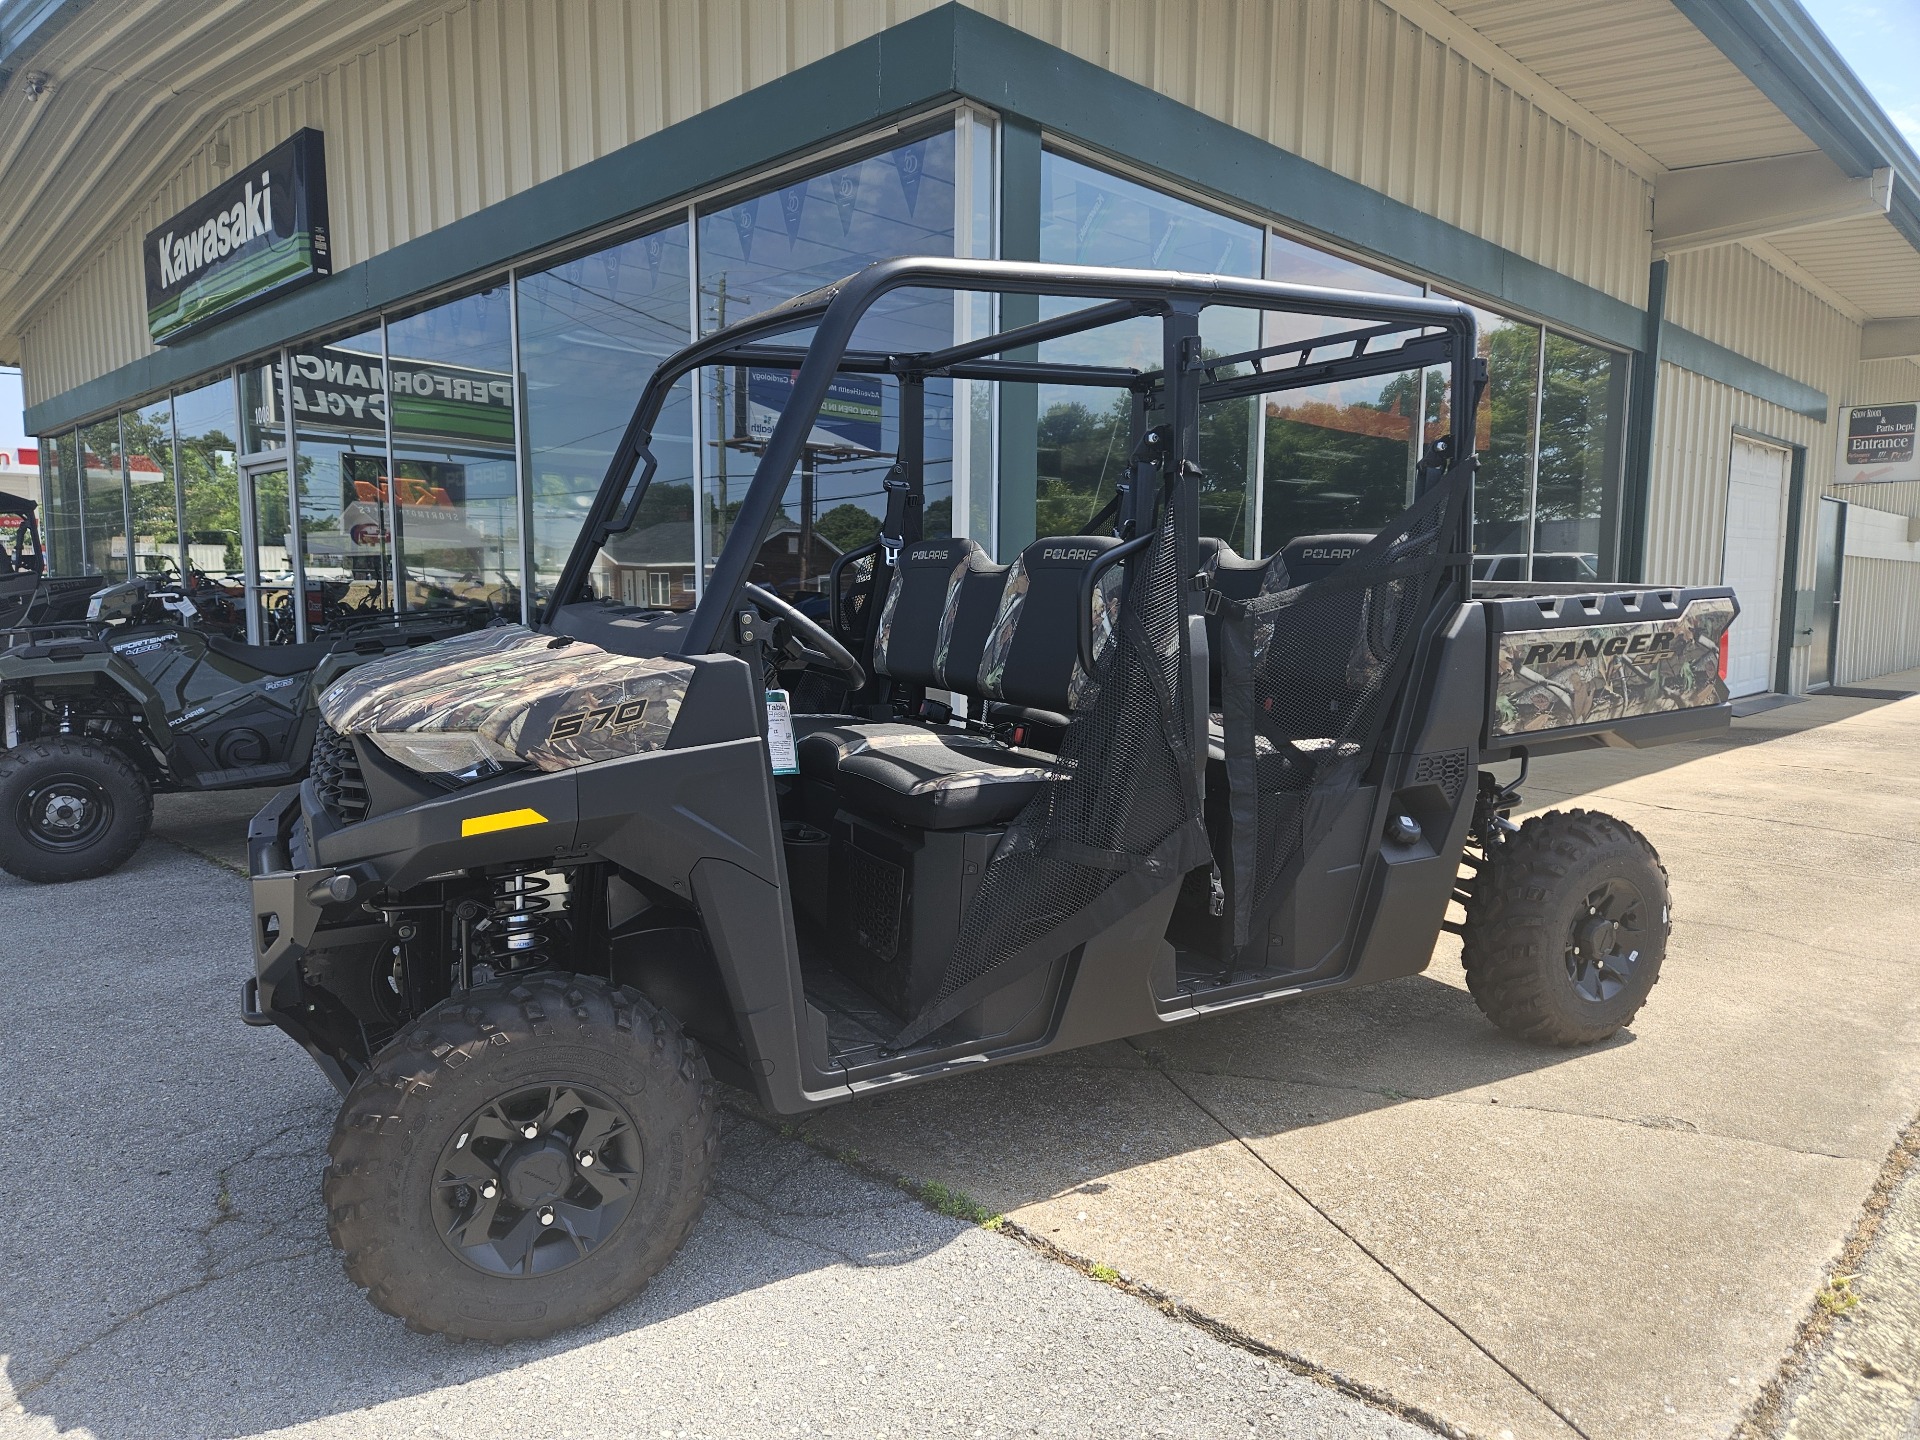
(797, 533), (1120, 830)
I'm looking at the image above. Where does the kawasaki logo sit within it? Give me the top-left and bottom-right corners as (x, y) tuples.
(1522, 633), (1676, 665)
(155, 173), (273, 290)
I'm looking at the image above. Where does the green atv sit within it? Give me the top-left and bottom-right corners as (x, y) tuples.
(0, 582), (476, 882)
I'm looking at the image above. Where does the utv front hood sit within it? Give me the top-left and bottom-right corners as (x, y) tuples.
(317, 624), (692, 772)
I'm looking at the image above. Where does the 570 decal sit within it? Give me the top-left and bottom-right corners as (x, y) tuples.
(547, 698), (651, 741)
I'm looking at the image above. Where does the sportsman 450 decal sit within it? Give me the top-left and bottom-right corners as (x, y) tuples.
(548, 699), (651, 741)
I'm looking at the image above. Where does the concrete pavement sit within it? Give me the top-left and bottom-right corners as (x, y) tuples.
(793, 690), (1920, 1439)
(20, 681), (1920, 1439)
(0, 844), (1428, 1440)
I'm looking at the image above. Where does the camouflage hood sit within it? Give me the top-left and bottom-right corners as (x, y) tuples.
(317, 624), (691, 772)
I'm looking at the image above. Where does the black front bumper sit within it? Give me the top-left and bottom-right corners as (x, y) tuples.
(244, 783), (361, 1092)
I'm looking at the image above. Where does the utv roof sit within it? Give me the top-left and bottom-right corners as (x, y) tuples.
(0, 491), (37, 519)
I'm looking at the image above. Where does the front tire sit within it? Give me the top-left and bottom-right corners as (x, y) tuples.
(325, 973), (717, 1342)
(0, 736), (153, 883)
(1460, 808), (1670, 1045)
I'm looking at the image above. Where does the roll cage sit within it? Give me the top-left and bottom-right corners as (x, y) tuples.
(546, 256), (1484, 642)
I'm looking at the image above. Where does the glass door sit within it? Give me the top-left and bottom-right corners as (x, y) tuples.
(1808, 497), (1845, 689)
(238, 461), (296, 643)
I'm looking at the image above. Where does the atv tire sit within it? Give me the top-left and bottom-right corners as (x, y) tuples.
(0, 736), (153, 883)
(325, 973), (717, 1342)
(1460, 808), (1670, 1046)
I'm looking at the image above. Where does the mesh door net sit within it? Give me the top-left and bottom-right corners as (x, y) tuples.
(893, 490), (1211, 1048)
(1216, 465), (1472, 949)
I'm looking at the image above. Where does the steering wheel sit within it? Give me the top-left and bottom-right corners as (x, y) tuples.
(743, 582), (867, 690)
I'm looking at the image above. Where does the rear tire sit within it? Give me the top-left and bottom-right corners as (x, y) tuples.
(324, 973), (717, 1342)
(1460, 808), (1669, 1045)
(0, 736), (153, 883)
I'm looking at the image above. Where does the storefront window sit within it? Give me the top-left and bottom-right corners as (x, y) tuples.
(1035, 153), (1262, 543)
(173, 376), (242, 583)
(386, 289), (521, 616)
(288, 329), (394, 626)
(1535, 333), (1626, 581)
(1257, 232), (1430, 554)
(240, 359), (285, 454)
(77, 417), (127, 578)
(518, 222), (695, 607)
(1434, 303), (1539, 572)
(44, 434), (82, 575)
(125, 399), (180, 579)
(697, 130), (959, 600)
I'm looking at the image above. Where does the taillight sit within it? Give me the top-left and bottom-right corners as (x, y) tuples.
(1718, 629), (1730, 681)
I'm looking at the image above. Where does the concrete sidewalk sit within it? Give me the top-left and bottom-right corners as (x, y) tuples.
(791, 690), (1920, 1439)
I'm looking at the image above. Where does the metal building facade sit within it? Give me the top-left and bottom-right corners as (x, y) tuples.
(6, 0), (1920, 689)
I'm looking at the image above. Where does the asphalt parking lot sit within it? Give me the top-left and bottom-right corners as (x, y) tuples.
(0, 839), (1423, 1440)
(4, 679), (1918, 1440)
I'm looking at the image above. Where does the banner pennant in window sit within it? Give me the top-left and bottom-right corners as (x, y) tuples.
(781, 182), (807, 247)
(896, 141), (925, 216)
(832, 166), (860, 237)
(732, 197), (760, 263)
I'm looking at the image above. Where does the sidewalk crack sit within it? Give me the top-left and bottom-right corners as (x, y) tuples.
(1134, 1048), (1592, 1440)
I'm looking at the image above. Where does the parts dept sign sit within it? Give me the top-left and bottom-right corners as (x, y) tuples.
(144, 130), (330, 344)
(1838, 403), (1920, 484)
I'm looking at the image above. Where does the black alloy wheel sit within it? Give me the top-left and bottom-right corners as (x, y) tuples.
(0, 736), (153, 883)
(433, 1082), (643, 1278)
(1564, 876), (1648, 1003)
(1459, 807), (1670, 1045)
(325, 973), (717, 1342)
(19, 772), (113, 853)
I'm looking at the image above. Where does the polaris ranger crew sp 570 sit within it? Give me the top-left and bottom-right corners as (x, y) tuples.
(244, 259), (1737, 1341)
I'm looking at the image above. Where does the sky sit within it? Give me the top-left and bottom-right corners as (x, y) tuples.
(1801, 0), (1920, 153)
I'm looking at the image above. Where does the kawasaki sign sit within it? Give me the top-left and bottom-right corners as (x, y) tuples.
(143, 130), (331, 344)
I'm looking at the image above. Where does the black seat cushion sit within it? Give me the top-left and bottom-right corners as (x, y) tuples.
(801, 722), (1057, 830)
(204, 633), (335, 676)
(977, 535), (1120, 714)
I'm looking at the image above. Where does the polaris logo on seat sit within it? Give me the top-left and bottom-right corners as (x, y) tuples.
(155, 173), (273, 289)
(1043, 546), (1103, 561)
(1299, 545), (1360, 562)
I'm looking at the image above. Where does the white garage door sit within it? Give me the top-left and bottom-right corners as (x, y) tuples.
(1721, 436), (1790, 698)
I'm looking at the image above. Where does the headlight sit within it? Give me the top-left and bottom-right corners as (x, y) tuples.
(365, 729), (526, 783)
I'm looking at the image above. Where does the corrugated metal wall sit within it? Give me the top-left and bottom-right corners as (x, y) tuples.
(1651, 247), (1920, 687)
(19, 0), (1653, 405)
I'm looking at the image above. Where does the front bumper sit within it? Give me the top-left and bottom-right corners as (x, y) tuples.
(245, 783), (361, 1092)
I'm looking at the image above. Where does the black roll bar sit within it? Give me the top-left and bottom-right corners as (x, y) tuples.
(546, 256), (1479, 651)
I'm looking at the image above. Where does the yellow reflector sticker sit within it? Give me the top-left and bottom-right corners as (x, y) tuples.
(461, 808), (549, 837)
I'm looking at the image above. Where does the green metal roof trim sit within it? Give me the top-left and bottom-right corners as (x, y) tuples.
(1676, 0), (1920, 254)
(24, 3), (1826, 433)
(0, 0), (86, 90)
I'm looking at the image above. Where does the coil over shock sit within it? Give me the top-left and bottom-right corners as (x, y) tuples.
(457, 868), (571, 985)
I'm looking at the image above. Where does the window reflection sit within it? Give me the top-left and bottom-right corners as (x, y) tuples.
(173, 376), (242, 584)
(1535, 333), (1625, 580)
(48, 434), (81, 574)
(697, 131), (959, 603)
(78, 417), (126, 578)
(125, 399), (179, 579)
(518, 223), (695, 608)
(386, 289), (521, 617)
(287, 329), (395, 630)
(1260, 370), (1426, 554)
(1035, 153), (1262, 541)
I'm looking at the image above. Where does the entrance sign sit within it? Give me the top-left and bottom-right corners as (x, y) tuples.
(144, 130), (331, 344)
(1837, 403), (1920, 484)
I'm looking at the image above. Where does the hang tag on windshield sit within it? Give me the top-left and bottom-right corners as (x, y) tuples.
(764, 689), (799, 775)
